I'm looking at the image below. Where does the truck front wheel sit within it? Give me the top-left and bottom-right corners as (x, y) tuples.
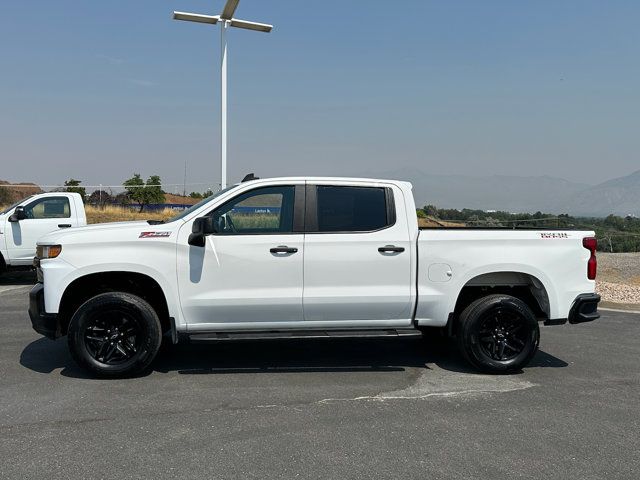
(456, 294), (539, 373)
(67, 292), (162, 377)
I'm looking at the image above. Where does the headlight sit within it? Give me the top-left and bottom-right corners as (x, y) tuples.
(36, 244), (62, 259)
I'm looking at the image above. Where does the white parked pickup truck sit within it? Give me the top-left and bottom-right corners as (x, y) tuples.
(1, 192), (86, 273)
(29, 177), (600, 377)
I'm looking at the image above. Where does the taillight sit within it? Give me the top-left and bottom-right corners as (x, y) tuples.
(583, 237), (597, 280)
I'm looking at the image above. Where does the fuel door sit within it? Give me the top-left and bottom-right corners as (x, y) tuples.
(428, 263), (453, 283)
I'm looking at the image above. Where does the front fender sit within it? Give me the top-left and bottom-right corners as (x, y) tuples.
(42, 260), (184, 328)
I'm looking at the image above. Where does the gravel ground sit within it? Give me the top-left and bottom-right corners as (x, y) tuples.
(597, 253), (640, 305)
(597, 281), (640, 305)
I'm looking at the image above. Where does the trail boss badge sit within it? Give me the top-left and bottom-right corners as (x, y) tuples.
(540, 232), (569, 239)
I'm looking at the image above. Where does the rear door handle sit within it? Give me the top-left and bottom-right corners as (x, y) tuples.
(270, 246), (298, 254)
(378, 245), (405, 253)
(58, 224), (72, 228)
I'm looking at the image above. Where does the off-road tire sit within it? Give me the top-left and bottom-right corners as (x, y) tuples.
(68, 292), (162, 378)
(457, 294), (539, 373)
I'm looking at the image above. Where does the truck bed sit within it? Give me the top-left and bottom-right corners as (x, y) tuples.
(414, 228), (595, 327)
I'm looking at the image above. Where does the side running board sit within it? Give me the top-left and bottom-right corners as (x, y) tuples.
(184, 328), (422, 343)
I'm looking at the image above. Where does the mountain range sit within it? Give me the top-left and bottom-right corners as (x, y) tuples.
(360, 168), (640, 217)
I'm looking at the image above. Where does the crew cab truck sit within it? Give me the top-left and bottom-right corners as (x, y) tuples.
(1, 192), (86, 274)
(28, 177), (600, 377)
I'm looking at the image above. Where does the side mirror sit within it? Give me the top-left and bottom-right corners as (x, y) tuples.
(9, 206), (27, 222)
(188, 216), (216, 247)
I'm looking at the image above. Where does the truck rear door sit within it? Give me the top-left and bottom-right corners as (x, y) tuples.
(303, 182), (413, 326)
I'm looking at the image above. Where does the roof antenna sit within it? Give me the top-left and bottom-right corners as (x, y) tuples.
(241, 173), (259, 182)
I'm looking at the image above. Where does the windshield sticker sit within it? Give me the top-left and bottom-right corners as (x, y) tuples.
(139, 231), (171, 238)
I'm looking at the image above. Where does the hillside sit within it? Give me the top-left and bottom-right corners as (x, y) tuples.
(361, 167), (589, 213)
(362, 168), (640, 217)
(561, 170), (640, 217)
(163, 193), (199, 205)
(0, 180), (42, 203)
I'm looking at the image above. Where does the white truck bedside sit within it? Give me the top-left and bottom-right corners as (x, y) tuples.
(28, 177), (600, 377)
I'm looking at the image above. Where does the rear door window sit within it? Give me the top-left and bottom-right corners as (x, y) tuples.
(315, 186), (390, 232)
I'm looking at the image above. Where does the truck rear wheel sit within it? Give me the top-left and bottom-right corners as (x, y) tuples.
(456, 294), (539, 373)
(67, 292), (162, 378)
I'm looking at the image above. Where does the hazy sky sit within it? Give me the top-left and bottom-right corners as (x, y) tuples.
(1, 0), (638, 191)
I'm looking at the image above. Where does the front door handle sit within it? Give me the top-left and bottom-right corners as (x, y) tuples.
(58, 224), (72, 228)
(270, 246), (298, 254)
(378, 245), (405, 253)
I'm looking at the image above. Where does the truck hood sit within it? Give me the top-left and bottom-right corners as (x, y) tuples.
(37, 220), (179, 245)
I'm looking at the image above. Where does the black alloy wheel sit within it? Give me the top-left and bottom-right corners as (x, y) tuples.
(68, 292), (162, 377)
(477, 307), (529, 361)
(456, 294), (540, 373)
(84, 310), (142, 365)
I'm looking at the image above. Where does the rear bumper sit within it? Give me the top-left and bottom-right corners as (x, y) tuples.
(568, 293), (601, 324)
(28, 283), (60, 339)
(544, 293), (600, 326)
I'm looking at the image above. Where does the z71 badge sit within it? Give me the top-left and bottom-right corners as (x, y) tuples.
(139, 231), (171, 238)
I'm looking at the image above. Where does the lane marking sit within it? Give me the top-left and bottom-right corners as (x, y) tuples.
(599, 307), (640, 315)
(0, 285), (31, 295)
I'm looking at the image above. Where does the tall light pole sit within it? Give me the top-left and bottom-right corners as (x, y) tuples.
(173, 1), (273, 189)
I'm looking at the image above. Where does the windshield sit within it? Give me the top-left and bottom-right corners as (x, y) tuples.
(166, 185), (238, 223)
(0, 195), (33, 215)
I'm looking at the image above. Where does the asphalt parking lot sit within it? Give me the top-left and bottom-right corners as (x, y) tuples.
(1, 272), (639, 480)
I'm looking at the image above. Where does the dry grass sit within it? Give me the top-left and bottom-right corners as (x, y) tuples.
(85, 205), (178, 224)
(230, 213), (280, 230)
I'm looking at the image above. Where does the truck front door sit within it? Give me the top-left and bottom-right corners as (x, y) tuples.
(5, 196), (74, 265)
(177, 183), (305, 328)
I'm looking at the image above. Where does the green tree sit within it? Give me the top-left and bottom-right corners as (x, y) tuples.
(64, 178), (86, 202)
(189, 191), (203, 199)
(423, 204), (439, 217)
(123, 173), (165, 212)
(123, 173), (144, 207)
(87, 189), (112, 206)
(146, 175), (164, 203)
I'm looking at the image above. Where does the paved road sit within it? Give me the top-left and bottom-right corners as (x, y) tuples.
(1, 273), (638, 479)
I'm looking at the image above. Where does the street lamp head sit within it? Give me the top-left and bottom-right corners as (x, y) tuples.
(173, 5), (272, 33)
(173, 11), (219, 24)
(220, 0), (240, 20)
(172, 0), (273, 190)
(229, 18), (272, 32)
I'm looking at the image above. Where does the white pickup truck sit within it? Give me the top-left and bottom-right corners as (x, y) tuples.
(1, 192), (86, 273)
(29, 177), (600, 377)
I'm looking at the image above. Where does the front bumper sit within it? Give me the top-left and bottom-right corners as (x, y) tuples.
(28, 283), (60, 339)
